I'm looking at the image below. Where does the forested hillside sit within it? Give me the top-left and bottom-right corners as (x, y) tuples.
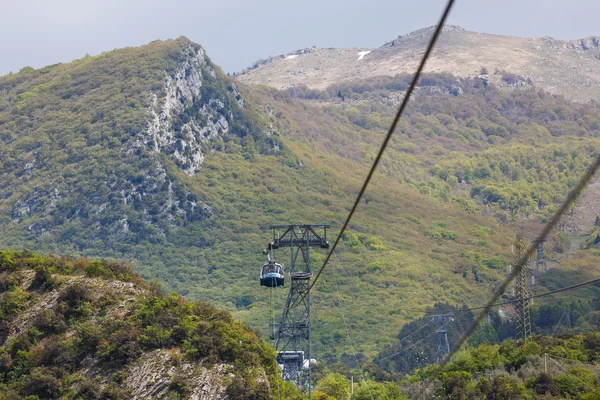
(1, 38), (600, 367)
(312, 332), (600, 399)
(0, 250), (297, 399)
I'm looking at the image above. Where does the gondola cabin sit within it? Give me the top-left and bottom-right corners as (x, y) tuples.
(260, 262), (284, 287)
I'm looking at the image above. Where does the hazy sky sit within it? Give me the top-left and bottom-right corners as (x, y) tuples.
(1, 0), (599, 76)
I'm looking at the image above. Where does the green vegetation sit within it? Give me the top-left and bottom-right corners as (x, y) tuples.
(314, 333), (600, 399)
(1, 37), (600, 370)
(0, 250), (294, 399)
(279, 74), (600, 222)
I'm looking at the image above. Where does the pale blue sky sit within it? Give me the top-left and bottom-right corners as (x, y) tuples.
(1, 0), (599, 76)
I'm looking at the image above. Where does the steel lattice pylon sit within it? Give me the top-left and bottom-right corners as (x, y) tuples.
(431, 313), (454, 364)
(266, 224), (329, 397)
(532, 238), (548, 274)
(514, 234), (532, 342)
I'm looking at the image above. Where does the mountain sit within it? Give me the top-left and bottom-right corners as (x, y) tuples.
(0, 37), (276, 250)
(2, 35), (600, 370)
(235, 25), (600, 102)
(0, 250), (298, 399)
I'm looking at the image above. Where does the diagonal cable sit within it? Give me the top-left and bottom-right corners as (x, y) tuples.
(396, 276), (600, 314)
(429, 155), (600, 383)
(306, 0), (456, 299)
(546, 354), (594, 389)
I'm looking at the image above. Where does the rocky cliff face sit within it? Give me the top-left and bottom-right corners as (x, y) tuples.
(132, 44), (243, 176)
(0, 38), (253, 249)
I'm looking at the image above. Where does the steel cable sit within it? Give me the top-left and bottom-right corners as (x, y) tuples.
(429, 155), (600, 384)
(305, 0), (456, 299)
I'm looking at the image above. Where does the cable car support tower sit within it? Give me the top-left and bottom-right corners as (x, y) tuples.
(514, 234), (532, 342)
(265, 224), (329, 395)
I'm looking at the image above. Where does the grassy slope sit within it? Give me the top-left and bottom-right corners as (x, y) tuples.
(236, 27), (600, 102)
(238, 78), (600, 358)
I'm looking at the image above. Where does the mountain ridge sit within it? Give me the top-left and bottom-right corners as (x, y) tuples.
(235, 25), (600, 102)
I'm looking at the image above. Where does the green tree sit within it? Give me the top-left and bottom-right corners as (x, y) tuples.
(315, 372), (351, 400)
(353, 380), (406, 400)
(437, 371), (475, 399)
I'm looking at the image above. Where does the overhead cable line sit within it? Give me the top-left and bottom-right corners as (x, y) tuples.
(333, 252), (368, 295)
(333, 250), (494, 362)
(365, 309), (475, 366)
(430, 154), (600, 383)
(368, 330), (439, 366)
(461, 277), (600, 311)
(545, 354), (595, 389)
(305, 0), (456, 299)
(399, 277), (600, 315)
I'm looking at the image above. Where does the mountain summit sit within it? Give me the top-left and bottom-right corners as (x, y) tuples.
(0, 37), (279, 252)
(235, 26), (600, 102)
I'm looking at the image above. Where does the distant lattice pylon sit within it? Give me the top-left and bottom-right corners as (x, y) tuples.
(514, 235), (532, 342)
(431, 313), (454, 363)
(531, 238), (548, 273)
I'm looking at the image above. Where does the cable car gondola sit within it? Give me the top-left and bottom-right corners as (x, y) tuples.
(260, 261), (284, 287)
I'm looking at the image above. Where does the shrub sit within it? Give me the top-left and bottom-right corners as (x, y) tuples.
(167, 373), (191, 397)
(0, 272), (19, 292)
(23, 367), (61, 399)
(75, 378), (102, 399)
(225, 372), (270, 400)
(75, 322), (102, 360)
(30, 338), (76, 371)
(531, 373), (559, 396)
(315, 372), (351, 400)
(0, 251), (18, 273)
(57, 282), (94, 322)
(29, 266), (56, 291)
(100, 382), (133, 399)
(1, 287), (30, 316)
(437, 371), (475, 398)
(31, 309), (67, 336)
(97, 322), (142, 368)
(85, 260), (115, 279)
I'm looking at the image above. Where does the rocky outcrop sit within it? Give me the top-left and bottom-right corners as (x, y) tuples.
(566, 37), (600, 52)
(132, 45), (240, 176)
(124, 350), (231, 400)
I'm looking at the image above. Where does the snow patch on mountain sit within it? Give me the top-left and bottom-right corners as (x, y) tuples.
(357, 51), (371, 60)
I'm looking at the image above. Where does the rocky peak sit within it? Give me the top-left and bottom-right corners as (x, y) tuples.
(131, 43), (242, 175)
(566, 37), (600, 52)
(402, 24), (465, 38)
